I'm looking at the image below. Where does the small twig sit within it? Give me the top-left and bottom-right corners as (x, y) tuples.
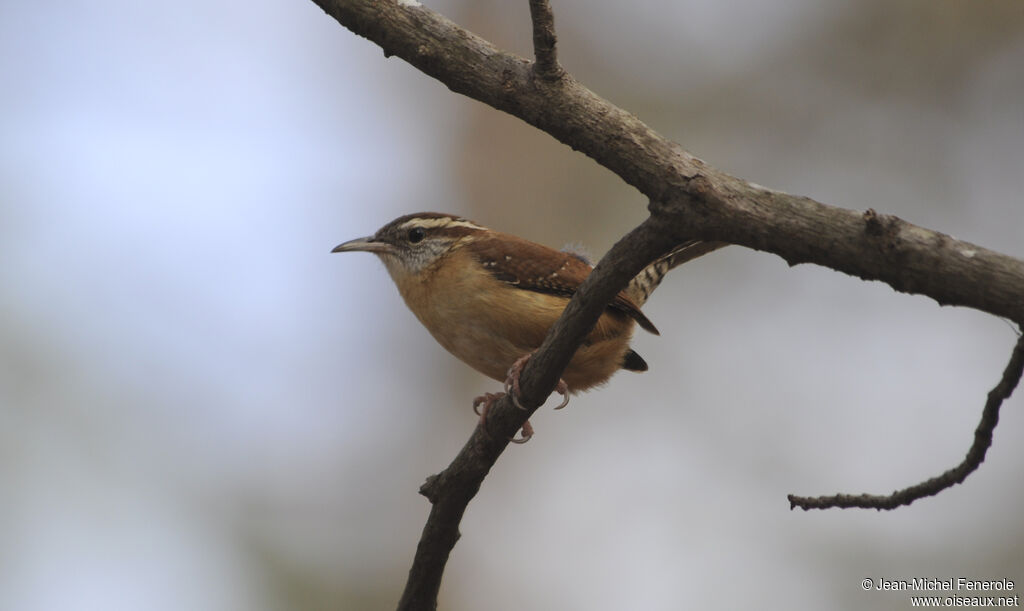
(789, 330), (1024, 511)
(528, 0), (563, 80)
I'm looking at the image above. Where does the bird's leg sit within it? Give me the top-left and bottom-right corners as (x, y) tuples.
(470, 353), (568, 445)
(472, 392), (534, 444)
(504, 353), (571, 411)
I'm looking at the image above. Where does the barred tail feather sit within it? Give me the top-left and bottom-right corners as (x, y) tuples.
(627, 240), (727, 306)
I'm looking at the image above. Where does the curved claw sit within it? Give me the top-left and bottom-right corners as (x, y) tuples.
(509, 391), (528, 411)
(503, 355), (530, 402)
(472, 391), (503, 417)
(509, 419), (534, 444)
(552, 379), (570, 410)
(473, 392), (505, 442)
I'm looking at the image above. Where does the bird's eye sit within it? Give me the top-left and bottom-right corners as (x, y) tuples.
(407, 227), (425, 244)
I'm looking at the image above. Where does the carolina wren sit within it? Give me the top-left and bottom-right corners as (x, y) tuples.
(333, 212), (723, 436)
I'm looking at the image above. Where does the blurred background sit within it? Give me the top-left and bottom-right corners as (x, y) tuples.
(2, 0), (1023, 609)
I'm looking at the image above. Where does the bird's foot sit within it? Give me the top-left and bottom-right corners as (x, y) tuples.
(503, 353), (570, 411)
(472, 391), (534, 444)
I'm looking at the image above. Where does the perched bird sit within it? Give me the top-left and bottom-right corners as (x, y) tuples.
(333, 212), (724, 441)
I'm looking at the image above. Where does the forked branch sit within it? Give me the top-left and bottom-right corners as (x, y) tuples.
(305, 1), (1024, 609)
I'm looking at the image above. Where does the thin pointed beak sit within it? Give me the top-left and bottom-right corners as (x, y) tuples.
(331, 236), (396, 255)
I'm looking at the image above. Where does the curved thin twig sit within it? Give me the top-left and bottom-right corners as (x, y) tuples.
(789, 330), (1024, 511)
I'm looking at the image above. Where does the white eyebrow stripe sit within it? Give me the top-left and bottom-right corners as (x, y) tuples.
(398, 217), (485, 231)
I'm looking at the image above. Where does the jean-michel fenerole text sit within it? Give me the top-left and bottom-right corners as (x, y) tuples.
(874, 578), (1015, 592)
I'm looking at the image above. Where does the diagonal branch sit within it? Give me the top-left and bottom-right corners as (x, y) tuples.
(397, 216), (681, 610)
(788, 330), (1024, 511)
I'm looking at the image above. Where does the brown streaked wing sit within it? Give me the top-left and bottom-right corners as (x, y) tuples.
(464, 232), (659, 335)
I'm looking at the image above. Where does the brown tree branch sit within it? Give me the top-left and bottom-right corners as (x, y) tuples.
(309, 0), (1024, 325)
(398, 216), (680, 610)
(789, 330), (1024, 511)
